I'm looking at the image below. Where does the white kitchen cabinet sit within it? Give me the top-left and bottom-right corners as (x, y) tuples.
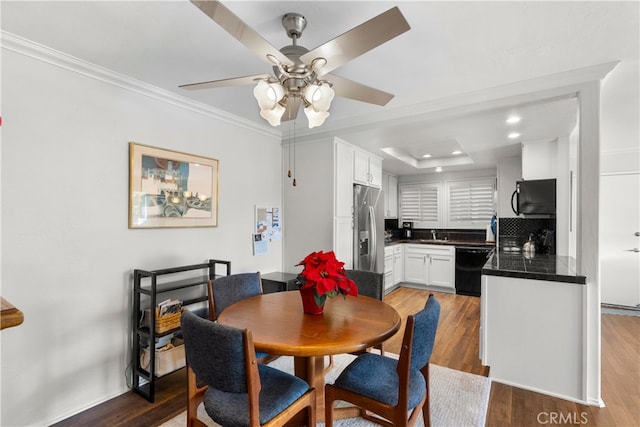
(354, 149), (382, 188)
(426, 246), (455, 289)
(403, 244), (455, 292)
(393, 245), (404, 284)
(384, 246), (394, 290)
(334, 216), (353, 270)
(404, 246), (429, 284)
(382, 172), (398, 218)
(333, 140), (355, 267)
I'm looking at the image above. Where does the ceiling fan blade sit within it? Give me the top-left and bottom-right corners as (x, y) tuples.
(190, 0), (294, 67)
(281, 96), (302, 122)
(300, 6), (410, 76)
(326, 74), (394, 106)
(179, 74), (272, 90)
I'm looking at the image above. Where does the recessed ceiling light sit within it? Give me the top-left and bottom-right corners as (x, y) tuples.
(506, 115), (521, 124)
(451, 150), (462, 155)
(422, 154), (432, 158)
(435, 166), (443, 172)
(508, 132), (521, 139)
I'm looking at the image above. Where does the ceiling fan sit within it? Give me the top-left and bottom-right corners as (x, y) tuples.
(180, 1), (410, 128)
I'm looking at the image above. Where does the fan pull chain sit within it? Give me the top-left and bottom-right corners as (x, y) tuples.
(292, 118), (297, 186)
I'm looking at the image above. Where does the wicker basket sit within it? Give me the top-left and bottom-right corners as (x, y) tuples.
(143, 307), (184, 333)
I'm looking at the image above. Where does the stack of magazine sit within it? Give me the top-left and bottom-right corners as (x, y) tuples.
(158, 298), (182, 317)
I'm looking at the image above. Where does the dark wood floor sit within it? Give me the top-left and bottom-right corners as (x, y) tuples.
(52, 288), (640, 427)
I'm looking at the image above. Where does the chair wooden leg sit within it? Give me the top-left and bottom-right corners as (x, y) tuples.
(325, 384), (335, 427)
(421, 364), (431, 427)
(187, 365), (208, 427)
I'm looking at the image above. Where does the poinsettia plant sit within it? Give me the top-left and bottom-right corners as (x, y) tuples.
(296, 250), (358, 307)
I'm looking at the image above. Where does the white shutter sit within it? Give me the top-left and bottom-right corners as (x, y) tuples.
(400, 183), (440, 226)
(448, 178), (495, 226)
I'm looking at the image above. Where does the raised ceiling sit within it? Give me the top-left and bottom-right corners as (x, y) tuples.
(2, 1), (638, 175)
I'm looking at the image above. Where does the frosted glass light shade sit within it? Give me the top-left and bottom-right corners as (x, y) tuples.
(260, 102), (286, 126)
(304, 105), (329, 128)
(253, 80), (285, 110)
(303, 83), (334, 112)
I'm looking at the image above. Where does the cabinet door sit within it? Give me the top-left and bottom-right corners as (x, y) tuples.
(353, 150), (370, 185)
(427, 255), (454, 289)
(384, 248), (394, 290)
(393, 246), (404, 284)
(369, 156), (382, 188)
(382, 172), (390, 217)
(334, 216), (353, 269)
(388, 174), (398, 218)
(404, 250), (427, 284)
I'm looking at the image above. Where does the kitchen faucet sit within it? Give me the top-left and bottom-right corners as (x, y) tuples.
(431, 229), (437, 240)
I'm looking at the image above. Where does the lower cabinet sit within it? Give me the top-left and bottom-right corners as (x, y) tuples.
(393, 245), (404, 285)
(403, 244), (455, 292)
(404, 246), (429, 284)
(384, 246), (394, 290)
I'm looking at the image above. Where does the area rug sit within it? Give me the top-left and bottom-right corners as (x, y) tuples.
(161, 353), (491, 427)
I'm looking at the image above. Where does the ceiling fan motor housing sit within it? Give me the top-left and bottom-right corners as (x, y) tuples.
(282, 13), (306, 40)
(276, 44), (316, 94)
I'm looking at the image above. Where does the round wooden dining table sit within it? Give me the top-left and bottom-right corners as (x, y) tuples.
(217, 290), (401, 422)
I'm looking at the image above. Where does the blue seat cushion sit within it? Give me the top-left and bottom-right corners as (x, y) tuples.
(203, 364), (310, 427)
(333, 353), (426, 410)
(256, 351), (270, 360)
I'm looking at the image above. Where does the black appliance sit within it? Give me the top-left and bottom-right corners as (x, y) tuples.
(511, 179), (556, 215)
(455, 247), (494, 297)
(402, 221), (413, 239)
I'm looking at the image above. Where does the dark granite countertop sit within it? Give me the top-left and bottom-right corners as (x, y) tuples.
(385, 239), (496, 248)
(482, 252), (586, 284)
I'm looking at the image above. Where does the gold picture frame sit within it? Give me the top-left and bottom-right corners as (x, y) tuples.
(129, 142), (219, 228)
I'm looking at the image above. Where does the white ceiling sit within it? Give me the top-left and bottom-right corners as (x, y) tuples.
(2, 1), (638, 175)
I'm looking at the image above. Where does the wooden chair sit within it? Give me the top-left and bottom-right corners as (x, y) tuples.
(181, 310), (316, 427)
(325, 294), (440, 427)
(324, 269), (386, 374)
(345, 269), (385, 355)
(187, 272), (275, 426)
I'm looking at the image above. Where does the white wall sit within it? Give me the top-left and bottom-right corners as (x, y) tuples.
(497, 156), (522, 218)
(1, 43), (283, 426)
(282, 137), (335, 274)
(600, 58), (640, 174)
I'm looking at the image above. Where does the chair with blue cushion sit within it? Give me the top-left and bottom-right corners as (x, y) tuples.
(324, 294), (440, 427)
(345, 269), (385, 355)
(181, 310), (316, 427)
(187, 272), (276, 426)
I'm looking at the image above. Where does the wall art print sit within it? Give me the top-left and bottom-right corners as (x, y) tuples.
(129, 142), (219, 228)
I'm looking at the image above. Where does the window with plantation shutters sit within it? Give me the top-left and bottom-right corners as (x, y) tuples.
(399, 183), (440, 227)
(447, 178), (495, 226)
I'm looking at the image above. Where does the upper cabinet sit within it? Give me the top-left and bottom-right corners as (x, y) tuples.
(382, 172), (398, 218)
(354, 148), (382, 188)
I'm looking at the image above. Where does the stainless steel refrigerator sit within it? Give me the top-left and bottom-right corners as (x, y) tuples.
(353, 184), (384, 273)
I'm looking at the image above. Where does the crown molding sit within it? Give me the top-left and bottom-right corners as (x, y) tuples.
(1, 30), (280, 139)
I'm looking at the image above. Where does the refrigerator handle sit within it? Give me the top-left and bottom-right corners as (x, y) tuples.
(369, 205), (377, 272)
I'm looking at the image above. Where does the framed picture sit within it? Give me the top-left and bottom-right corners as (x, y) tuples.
(129, 142), (219, 228)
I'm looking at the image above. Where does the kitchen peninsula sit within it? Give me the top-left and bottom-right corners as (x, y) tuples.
(480, 251), (588, 403)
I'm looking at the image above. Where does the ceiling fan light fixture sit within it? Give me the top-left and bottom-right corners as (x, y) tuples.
(253, 80), (285, 110)
(303, 82), (335, 113)
(304, 105), (330, 128)
(260, 102), (286, 126)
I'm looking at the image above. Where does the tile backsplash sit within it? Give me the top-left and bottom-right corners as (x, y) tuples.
(499, 217), (556, 253)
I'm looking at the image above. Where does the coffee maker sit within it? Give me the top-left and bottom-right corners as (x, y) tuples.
(402, 221), (413, 239)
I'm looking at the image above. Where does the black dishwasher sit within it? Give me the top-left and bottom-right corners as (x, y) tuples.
(455, 247), (494, 297)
